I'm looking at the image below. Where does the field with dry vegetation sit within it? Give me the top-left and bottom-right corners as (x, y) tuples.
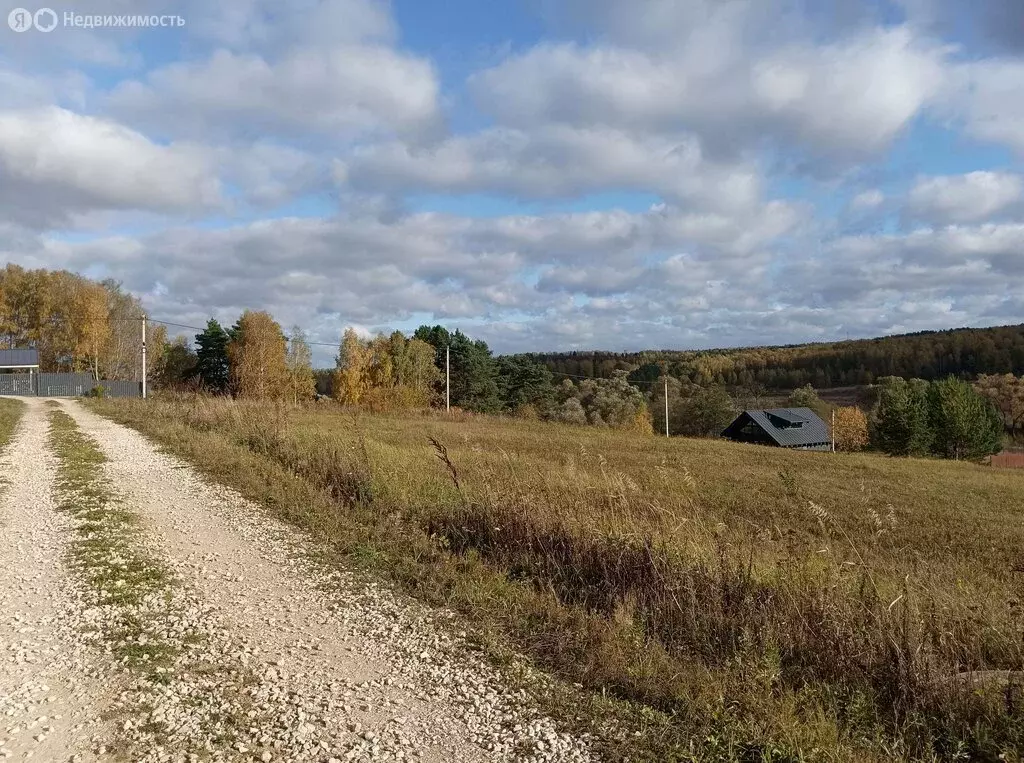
(89, 395), (1024, 762)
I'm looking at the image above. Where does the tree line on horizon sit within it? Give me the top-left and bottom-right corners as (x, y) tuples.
(171, 317), (656, 431)
(517, 324), (1024, 389)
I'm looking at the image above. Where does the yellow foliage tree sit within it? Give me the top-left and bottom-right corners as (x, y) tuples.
(833, 406), (869, 451)
(285, 326), (317, 404)
(332, 328), (371, 405)
(70, 277), (111, 379)
(629, 406), (654, 435)
(228, 310), (288, 400)
(0, 265), (168, 382)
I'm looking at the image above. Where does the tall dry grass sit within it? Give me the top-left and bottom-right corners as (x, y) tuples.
(91, 394), (1024, 762)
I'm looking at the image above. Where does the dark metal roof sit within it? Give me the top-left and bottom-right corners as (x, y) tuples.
(723, 407), (831, 448)
(0, 348), (39, 368)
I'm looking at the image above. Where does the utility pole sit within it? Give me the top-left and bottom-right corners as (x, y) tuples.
(445, 345), (450, 412)
(141, 313), (147, 400)
(664, 375), (669, 438)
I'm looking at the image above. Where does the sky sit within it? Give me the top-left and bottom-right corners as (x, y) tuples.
(1, 0), (1023, 360)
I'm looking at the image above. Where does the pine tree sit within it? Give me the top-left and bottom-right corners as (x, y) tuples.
(194, 319), (231, 393)
(412, 325), (500, 412)
(871, 377), (932, 456)
(928, 377), (1004, 460)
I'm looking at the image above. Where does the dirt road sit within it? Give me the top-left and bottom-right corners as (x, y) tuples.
(0, 397), (592, 762)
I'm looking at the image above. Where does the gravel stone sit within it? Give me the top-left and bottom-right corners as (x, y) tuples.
(0, 401), (115, 761)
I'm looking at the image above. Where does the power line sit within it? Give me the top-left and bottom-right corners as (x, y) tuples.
(142, 317), (341, 348)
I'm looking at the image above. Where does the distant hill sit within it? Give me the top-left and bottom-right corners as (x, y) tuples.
(510, 324), (1024, 390)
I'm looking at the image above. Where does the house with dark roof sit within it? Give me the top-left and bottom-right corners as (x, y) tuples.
(0, 348), (39, 371)
(721, 407), (831, 451)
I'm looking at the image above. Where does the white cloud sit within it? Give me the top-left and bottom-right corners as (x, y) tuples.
(906, 171), (1023, 224)
(471, 26), (948, 165)
(901, 0), (1024, 53)
(946, 58), (1024, 155)
(337, 127), (763, 213)
(0, 108), (222, 227)
(851, 189), (885, 210)
(183, 0), (396, 51)
(107, 45), (441, 142)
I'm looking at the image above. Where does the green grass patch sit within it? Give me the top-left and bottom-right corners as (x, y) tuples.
(47, 408), (181, 672)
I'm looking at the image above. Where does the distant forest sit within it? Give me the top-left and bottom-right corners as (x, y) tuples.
(512, 324), (1024, 390)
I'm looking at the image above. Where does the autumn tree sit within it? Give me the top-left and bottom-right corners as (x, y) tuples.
(227, 311), (288, 400)
(0, 266), (172, 380)
(832, 406), (869, 451)
(395, 336), (441, 401)
(285, 327), (316, 403)
(67, 275), (110, 379)
(976, 373), (1024, 440)
(335, 331), (440, 409)
(333, 328), (371, 405)
(0, 264), (47, 348)
(99, 279), (166, 382)
(157, 337), (198, 389)
(368, 333), (440, 408)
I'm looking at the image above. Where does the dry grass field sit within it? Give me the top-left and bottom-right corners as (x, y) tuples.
(90, 395), (1024, 762)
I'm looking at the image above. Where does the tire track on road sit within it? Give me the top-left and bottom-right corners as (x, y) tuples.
(0, 399), (114, 762)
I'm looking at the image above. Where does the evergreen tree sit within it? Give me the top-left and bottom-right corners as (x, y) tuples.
(194, 319), (231, 393)
(496, 356), (555, 415)
(927, 377), (1004, 460)
(871, 377), (932, 456)
(413, 325), (500, 412)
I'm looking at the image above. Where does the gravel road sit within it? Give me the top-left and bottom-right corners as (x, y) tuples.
(0, 400), (113, 761)
(1, 397), (593, 762)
